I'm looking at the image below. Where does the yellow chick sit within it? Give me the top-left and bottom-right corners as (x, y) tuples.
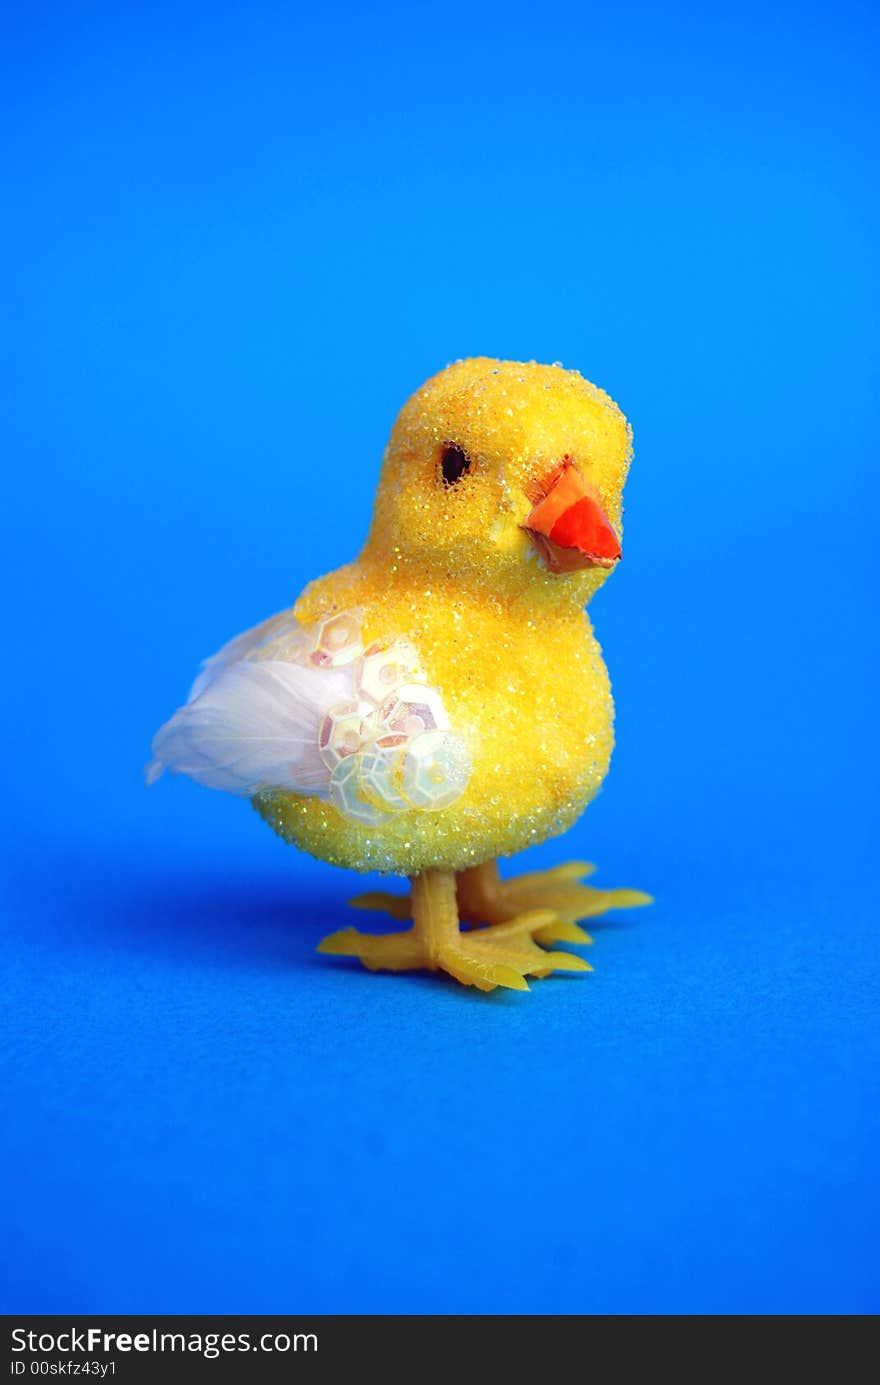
(149, 358), (650, 992)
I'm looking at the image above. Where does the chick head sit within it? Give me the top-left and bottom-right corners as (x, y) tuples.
(364, 357), (633, 606)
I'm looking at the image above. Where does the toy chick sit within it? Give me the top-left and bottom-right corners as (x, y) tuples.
(148, 359), (650, 992)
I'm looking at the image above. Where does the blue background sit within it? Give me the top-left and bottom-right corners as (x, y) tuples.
(3, 1), (877, 1314)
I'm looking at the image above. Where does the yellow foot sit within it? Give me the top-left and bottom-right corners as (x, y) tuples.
(458, 859), (651, 941)
(320, 870), (592, 993)
(318, 909), (590, 992)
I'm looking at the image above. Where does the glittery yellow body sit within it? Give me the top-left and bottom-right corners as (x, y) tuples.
(244, 359), (646, 988)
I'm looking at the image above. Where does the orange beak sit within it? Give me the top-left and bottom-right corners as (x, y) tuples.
(522, 459), (621, 573)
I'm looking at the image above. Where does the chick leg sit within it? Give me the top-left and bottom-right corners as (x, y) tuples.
(349, 860), (651, 937)
(457, 859), (652, 944)
(318, 870), (588, 991)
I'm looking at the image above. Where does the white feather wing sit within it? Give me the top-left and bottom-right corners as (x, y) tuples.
(188, 608), (303, 701)
(147, 606), (472, 820)
(149, 658), (353, 796)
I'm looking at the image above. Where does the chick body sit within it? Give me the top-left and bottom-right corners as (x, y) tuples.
(253, 358), (629, 875)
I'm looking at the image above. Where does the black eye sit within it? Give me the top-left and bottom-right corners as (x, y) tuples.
(440, 443), (471, 487)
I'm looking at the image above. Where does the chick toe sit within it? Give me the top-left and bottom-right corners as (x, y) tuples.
(347, 890), (412, 922)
